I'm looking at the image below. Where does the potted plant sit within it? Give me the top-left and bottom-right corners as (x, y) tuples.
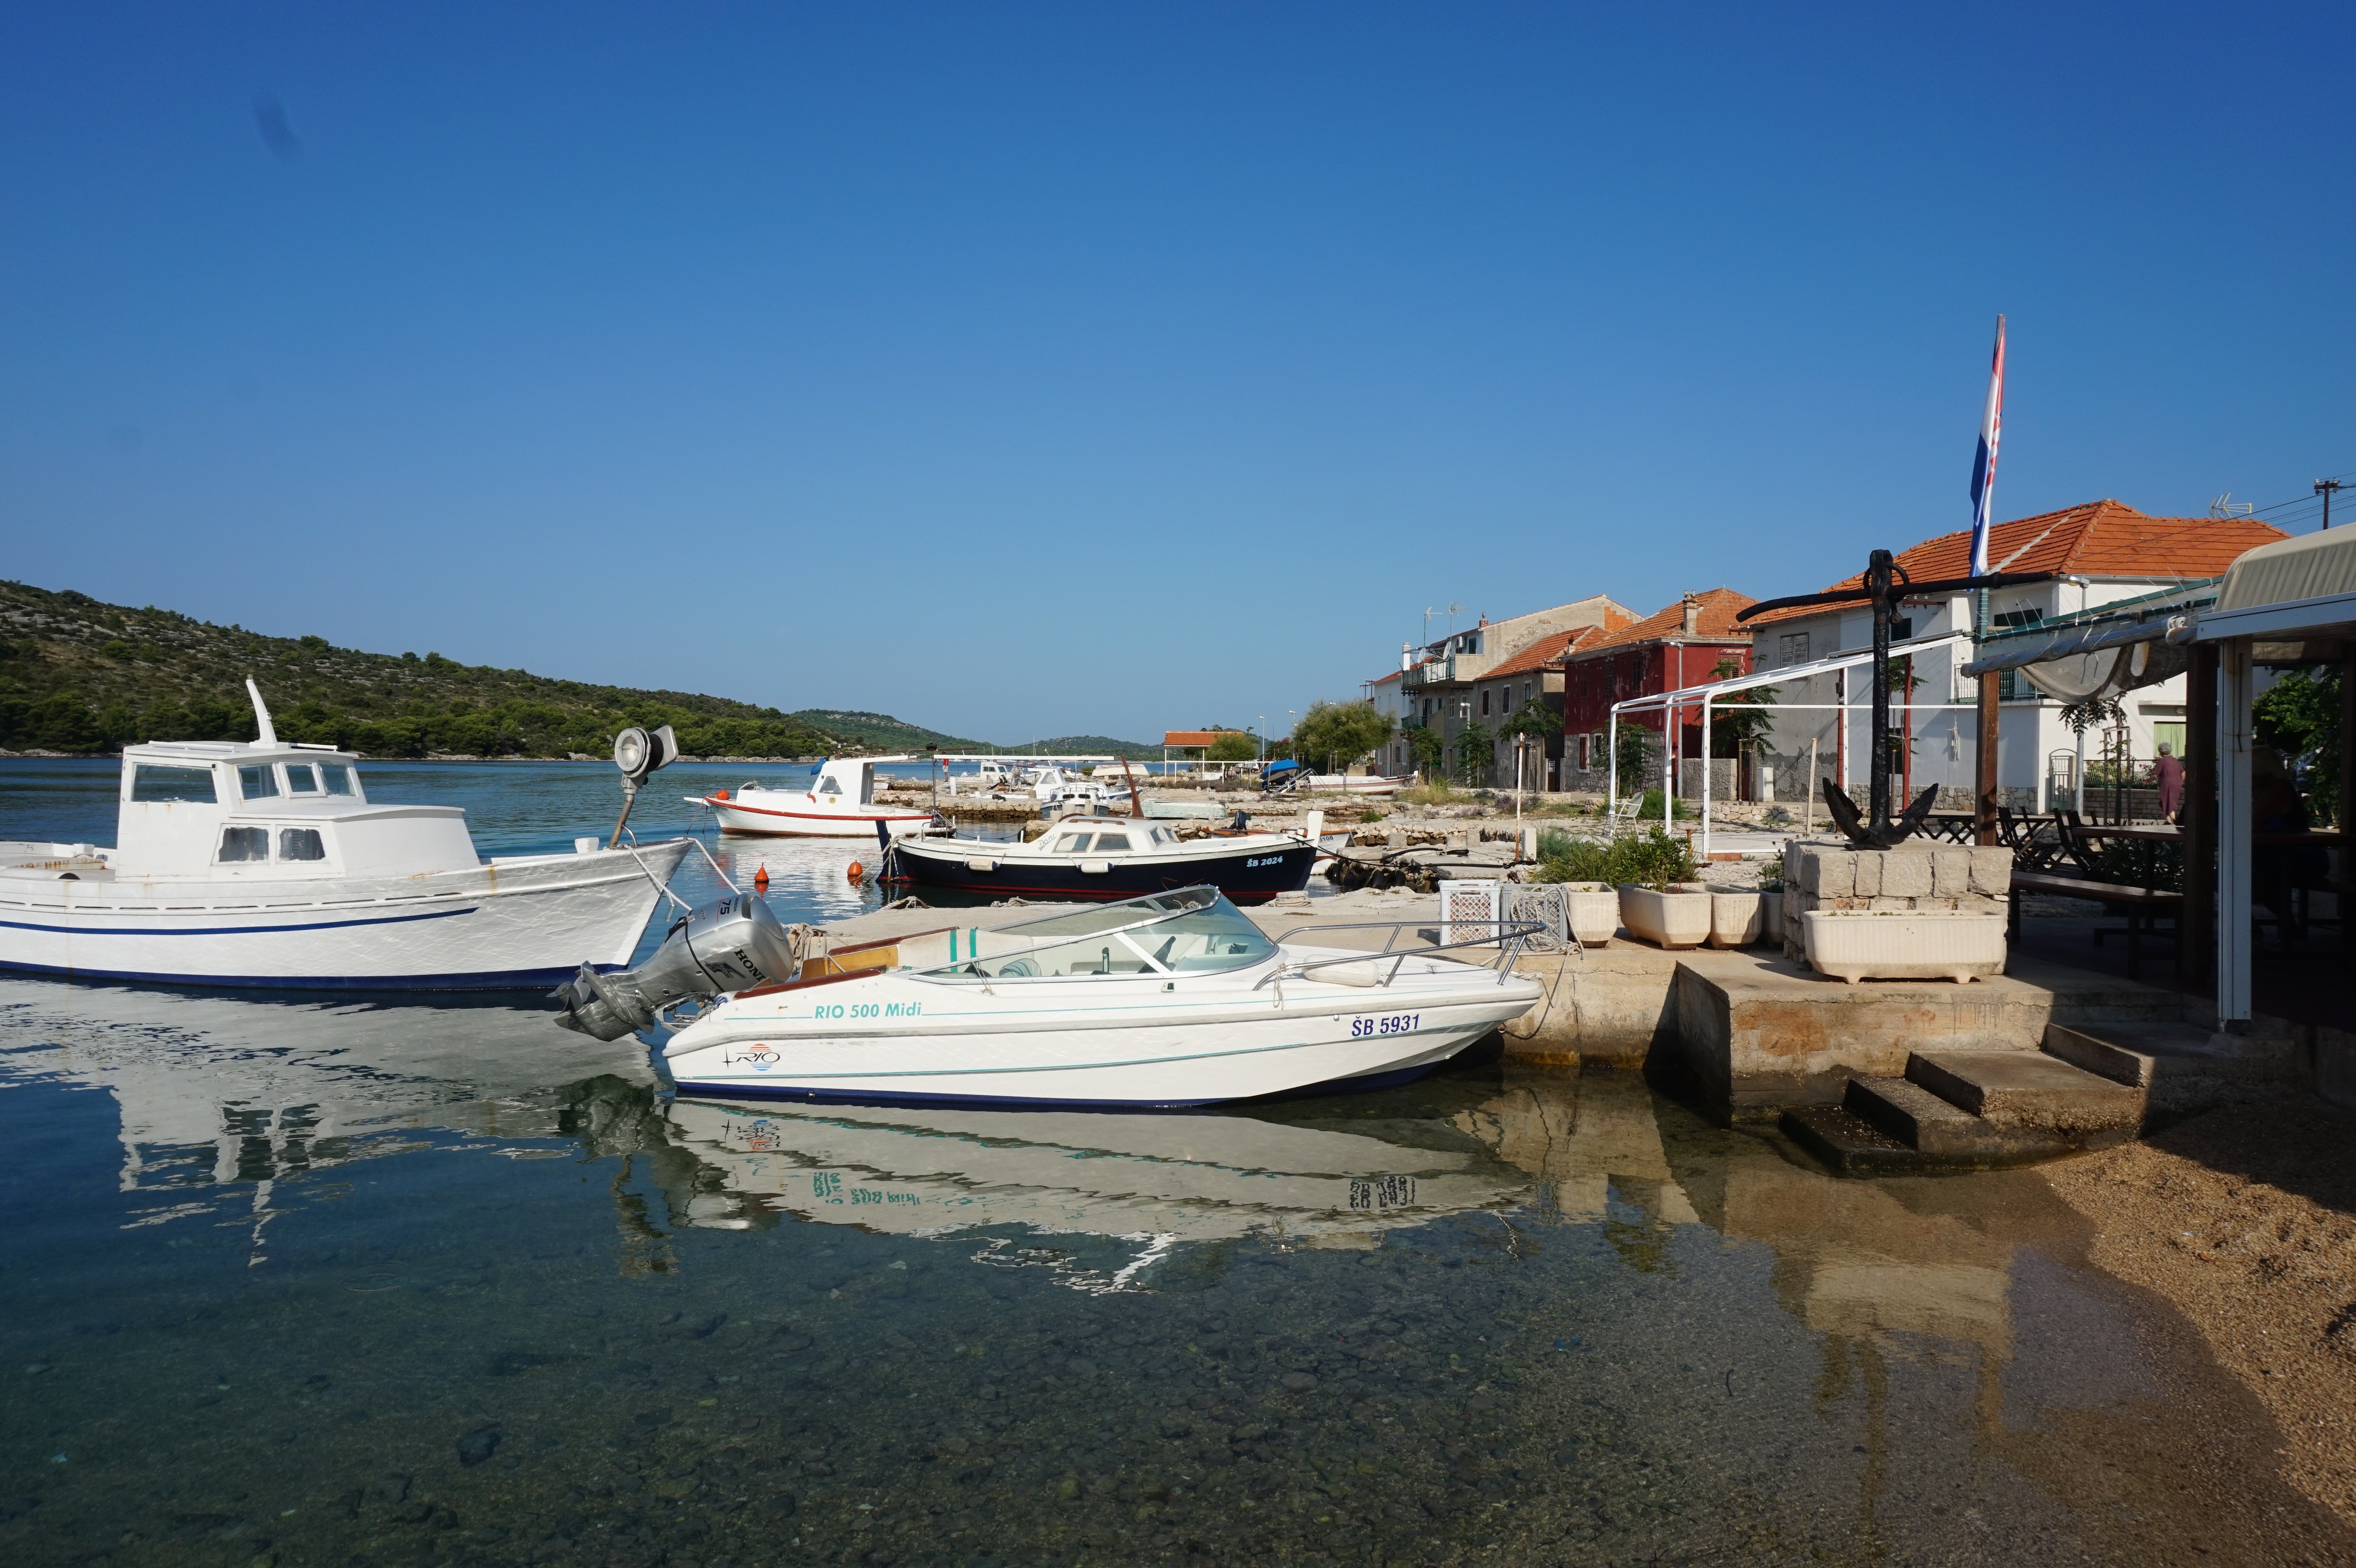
(1756, 872), (1786, 945)
(1550, 882), (1623, 945)
(1708, 885), (1764, 948)
(1800, 908), (2008, 983)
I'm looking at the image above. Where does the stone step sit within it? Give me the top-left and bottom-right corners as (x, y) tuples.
(1777, 1105), (1922, 1176)
(1842, 1076), (1988, 1156)
(1906, 1048), (2144, 1142)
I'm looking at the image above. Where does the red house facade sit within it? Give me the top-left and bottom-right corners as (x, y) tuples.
(1558, 588), (1758, 787)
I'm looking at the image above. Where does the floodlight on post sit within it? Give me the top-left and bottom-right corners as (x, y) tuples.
(608, 723), (679, 847)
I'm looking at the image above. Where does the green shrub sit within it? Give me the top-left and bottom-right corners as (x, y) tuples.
(1535, 826), (1697, 889)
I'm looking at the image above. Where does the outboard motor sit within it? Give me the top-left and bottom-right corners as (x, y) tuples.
(550, 892), (798, 1040)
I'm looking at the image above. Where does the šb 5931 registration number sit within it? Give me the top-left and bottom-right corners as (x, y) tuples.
(1349, 1014), (1420, 1037)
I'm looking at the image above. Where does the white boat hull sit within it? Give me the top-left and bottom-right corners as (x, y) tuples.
(663, 948), (1541, 1107)
(700, 793), (936, 839)
(0, 840), (690, 990)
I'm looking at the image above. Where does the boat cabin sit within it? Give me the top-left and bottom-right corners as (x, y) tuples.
(112, 738), (479, 881)
(1036, 823), (1184, 857)
(785, 755), (912, 806)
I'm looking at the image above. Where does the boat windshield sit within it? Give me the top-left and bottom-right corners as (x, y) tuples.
(918, 887), (1277, 980)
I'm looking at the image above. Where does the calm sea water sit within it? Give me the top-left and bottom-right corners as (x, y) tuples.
(0, 760), (2340, 1566)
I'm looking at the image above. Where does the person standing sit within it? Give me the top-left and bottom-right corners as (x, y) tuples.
(2154, 740), (2185, 822)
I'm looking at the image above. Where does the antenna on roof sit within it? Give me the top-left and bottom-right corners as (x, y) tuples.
(244, 679), (278, 746)
(2208, 493), (2254, 518)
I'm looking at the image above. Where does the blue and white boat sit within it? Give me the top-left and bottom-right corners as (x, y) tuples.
(0, 683), (689, 990)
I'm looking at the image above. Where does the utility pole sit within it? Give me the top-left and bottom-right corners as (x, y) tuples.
(2319, 478), (2343, 531)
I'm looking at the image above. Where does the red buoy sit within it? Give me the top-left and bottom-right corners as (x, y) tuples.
(753, 865), (770, 893)
(846, 860), (864, 882)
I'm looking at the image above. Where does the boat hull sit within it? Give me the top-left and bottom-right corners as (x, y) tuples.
(0, 841), (690, 991)
(700, 794), (936, 838)
(663, 955), (1542, 1107)
(888, 838), (1316, 904)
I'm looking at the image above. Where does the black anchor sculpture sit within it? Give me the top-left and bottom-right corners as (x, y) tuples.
(1738, 552), (2055, 849)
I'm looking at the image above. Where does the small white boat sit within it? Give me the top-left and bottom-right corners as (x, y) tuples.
(658, 885), (1544, 1107)
(688, 756), (940, 839)
(1031, 764), (1131, 809)
(886, 815), (1316, 902)
(0, 685), (689, 991)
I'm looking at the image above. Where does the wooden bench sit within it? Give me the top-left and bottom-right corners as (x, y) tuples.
(2008, 869), (2183, 978)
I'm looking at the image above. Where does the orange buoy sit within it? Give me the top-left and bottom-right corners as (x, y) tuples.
(846, 860), (864, 882)
(753, 865), (770, 892)
(713, 788), (731, 800)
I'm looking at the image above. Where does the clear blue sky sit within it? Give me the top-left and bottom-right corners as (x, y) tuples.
(5, 3), (2350, 744)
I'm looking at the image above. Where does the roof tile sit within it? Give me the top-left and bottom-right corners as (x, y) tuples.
(1744, 501), (2291, 626)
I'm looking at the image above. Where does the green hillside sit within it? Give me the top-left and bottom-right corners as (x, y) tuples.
(0, 579), (847, 759)
(1013, 734), (1165, 761)
(788, 708), (994, 753)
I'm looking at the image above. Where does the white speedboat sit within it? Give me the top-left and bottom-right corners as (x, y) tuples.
(687, 756), (940, 838)
(885, 814), (1316, 902)
(0, 684), (690, 991)
(659, 885), (1544, 1107)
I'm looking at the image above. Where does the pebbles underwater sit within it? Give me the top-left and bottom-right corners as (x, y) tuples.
(4, 989), (2347, 1568)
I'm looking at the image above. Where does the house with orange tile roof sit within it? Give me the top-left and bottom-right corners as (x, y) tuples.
(1386, 594), (1635, 781)
(1558, 589), (1760, 791)
(1743, 500), (2288, 809)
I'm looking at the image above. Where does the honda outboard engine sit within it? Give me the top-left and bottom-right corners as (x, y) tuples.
(550, 892), (798, 1040)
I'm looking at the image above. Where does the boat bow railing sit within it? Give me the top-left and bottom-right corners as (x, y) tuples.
(1258, 918), (1546, 989)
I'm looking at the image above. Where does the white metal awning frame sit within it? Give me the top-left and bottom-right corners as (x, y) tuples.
(1604, 629), (1976, 859)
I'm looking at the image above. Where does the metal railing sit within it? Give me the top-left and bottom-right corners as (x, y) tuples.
(1259, 917), (1546, 989)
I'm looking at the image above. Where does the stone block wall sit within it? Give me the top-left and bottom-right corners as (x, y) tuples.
(1779, 838), (2013, 960)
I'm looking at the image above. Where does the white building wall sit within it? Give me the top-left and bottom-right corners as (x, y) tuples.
(1749, 581), (2194, 811)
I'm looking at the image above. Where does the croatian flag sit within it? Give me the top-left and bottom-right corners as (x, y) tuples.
(1967, 315), (2006, 576)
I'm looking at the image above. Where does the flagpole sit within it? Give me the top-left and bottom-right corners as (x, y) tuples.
(1970, 315), (2005, 846)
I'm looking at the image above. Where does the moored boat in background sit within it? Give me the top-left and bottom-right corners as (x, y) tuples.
(687, 756), (941, 838)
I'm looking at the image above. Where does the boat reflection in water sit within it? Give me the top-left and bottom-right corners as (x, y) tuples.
(0, 978), (657, 1261)
(638, 1092), (1537, 1292)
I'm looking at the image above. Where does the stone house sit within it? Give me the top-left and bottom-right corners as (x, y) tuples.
(1558, 589), (1760, 793)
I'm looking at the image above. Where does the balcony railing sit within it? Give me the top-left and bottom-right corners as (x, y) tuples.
(1402, 655), (1455, 691)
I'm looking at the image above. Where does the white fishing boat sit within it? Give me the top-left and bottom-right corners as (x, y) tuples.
(687, 756), (940, 838)
(648, 886), (1544, 1107)
(1031, 763), (1131, 809)
(0, 683), (691, 991)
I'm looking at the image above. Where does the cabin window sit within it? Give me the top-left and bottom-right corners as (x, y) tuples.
(818, 777), (842, 796)
(1093, 834), (1131, 852)
(285, 763), (321, 794)
(1058, 834), (1093, 853)
(237, 765), (280, 800)
(217, 826), (270, 863)
(131, 764), (218, 804)
(321, 764), (357, 796)
(278, 828), (326, 861)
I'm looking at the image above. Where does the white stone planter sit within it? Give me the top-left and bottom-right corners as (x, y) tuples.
(1800, 910), (2008, 984)
(1617, 884), (1713, 950)
(1708, 890), (1764, 949)
(1555, 882), (1622, 945)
